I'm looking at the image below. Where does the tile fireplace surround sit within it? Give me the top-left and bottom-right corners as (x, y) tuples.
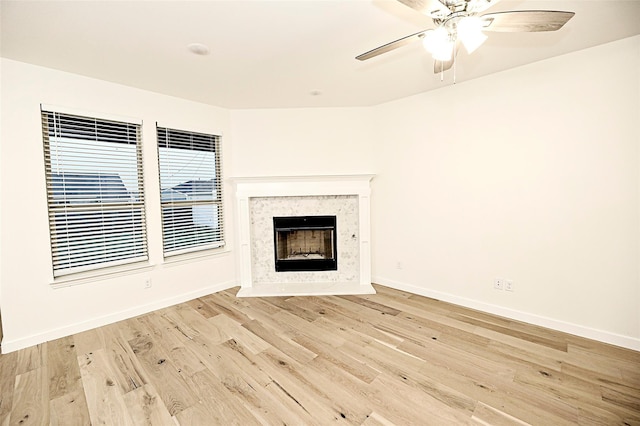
(231, 175), (376, 297)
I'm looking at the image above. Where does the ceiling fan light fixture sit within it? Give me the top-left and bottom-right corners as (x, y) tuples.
(422, 27), (452, 60)
(432, 40), (454, 61)
(457, 16), (488, 54)
(357, 0), (575, 76)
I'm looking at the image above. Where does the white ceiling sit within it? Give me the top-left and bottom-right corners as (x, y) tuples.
(2, 0), (639, 109)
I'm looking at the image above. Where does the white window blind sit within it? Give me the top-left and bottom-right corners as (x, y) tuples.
(157, 126), (224, 256)
(42, 109), (148, 277)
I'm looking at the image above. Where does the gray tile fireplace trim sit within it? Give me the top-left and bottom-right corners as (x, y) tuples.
(250, 195), (359, 285)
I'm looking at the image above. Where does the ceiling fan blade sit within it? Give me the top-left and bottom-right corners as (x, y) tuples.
(396, 0), (450, 18)
(480, 10), (575, 32)
(466, 0), (501, 14)
(356, 29), (430, 61)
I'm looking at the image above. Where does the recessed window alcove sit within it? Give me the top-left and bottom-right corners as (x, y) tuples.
(230, 175), (375, 297)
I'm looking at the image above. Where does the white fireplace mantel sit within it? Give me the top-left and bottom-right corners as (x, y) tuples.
(230, 174), (376, 297)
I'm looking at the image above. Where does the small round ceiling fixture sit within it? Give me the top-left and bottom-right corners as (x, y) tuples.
(309, 90), (322, 96)
(188, 43), (210, 56)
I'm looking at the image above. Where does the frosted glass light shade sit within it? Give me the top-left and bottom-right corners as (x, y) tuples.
(457, 16), (488, 54)
(423, 27), (453, 61)
(432, 41), (454, 61)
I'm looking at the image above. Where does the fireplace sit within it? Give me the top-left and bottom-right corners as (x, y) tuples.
(274, 215), (337, 272)
(231, 174), (375, 297)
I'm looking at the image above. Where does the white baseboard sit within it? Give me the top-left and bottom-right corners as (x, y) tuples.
(373, 276), (640, 352)
(1, 280), (238, 354)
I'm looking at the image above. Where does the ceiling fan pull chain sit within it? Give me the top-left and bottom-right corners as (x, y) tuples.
(453, 42), (457, 84)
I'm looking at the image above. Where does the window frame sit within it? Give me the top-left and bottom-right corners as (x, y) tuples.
(156, 125), (225, 257)
(41, 107), (148, 278)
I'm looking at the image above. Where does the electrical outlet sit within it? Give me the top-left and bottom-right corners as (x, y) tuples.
(494, 278), (504, 290)
(505, 280), (514, 292)
(144, 278), (152, 289)
(396, 261), (403, 270)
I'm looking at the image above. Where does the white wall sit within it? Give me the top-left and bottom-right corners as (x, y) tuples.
(371, 36), (640, 349)
(229, 108), (375, 177)
(0, 59), (237, 352)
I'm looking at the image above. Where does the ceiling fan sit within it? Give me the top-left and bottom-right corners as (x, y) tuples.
(356, 0), (575, 74)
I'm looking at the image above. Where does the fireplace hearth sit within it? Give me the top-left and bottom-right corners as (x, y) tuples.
(274, 215), (337, 272)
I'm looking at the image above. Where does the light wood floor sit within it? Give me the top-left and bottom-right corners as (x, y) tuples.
(1, 284), (639, 425)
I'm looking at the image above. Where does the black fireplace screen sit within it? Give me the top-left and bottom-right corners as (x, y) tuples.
(273, 215), (337, 272)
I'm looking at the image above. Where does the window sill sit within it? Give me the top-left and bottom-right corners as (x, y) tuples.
(162, 246), (231, 267)
(50, 261), (155, 289)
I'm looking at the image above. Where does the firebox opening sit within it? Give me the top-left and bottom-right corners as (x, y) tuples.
(273, 215), (337, 272)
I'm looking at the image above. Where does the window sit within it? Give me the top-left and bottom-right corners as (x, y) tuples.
(42, 109), (147, 277)
(157, 126), (224, 255)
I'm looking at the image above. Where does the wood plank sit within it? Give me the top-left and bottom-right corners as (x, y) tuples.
(567, 336), (640, 364)
(137, 312), (193, 350)
(360, 412), (397, 426)
(49, 388), (91, 426)
(295, 362), (374, 424)
(253, 347), (355, 424)
(368, 373), (474, 424)
(292, 333), (379, 384)
(480, 334), (565, 372)
(10, 367), (49, 426)
(576, 401), (640, 425)
(15, 344), (46, 375)
(72, 328), (106, 356)
(258, 295), (322, 322)
(209, 340), (318, 424)
(337, 294), (402, 316)
(121, 384), (175, 426)
(241, 319), (316, 363)
(454, 312), (568, 352)
(0, 351), (17, 425)
(567, 342), (638, 381)
(471, 401), (530, 426)
(110, 315), (150, 343)
(372, 283), (413, 299)
(259, 343), (377, 423)
(135, 313), (206, 377)
(292, 298), (403, 347)
(184, 298), (220, 319)
(173, 404), (216, 426)
(199, 293), (253, 324)
(513, 363), (602, 405)
(601, 385), (640, 413)
(343, 338), (478, 416)
(180, 333), (271, 388)
(185, 368), (260, 424)
(127, 335), (197, 417)
(100, 326), (148, 394)
(47, 336), (83, 400)
(77, 349), (134, 425)
(208, 314), (270, 354)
